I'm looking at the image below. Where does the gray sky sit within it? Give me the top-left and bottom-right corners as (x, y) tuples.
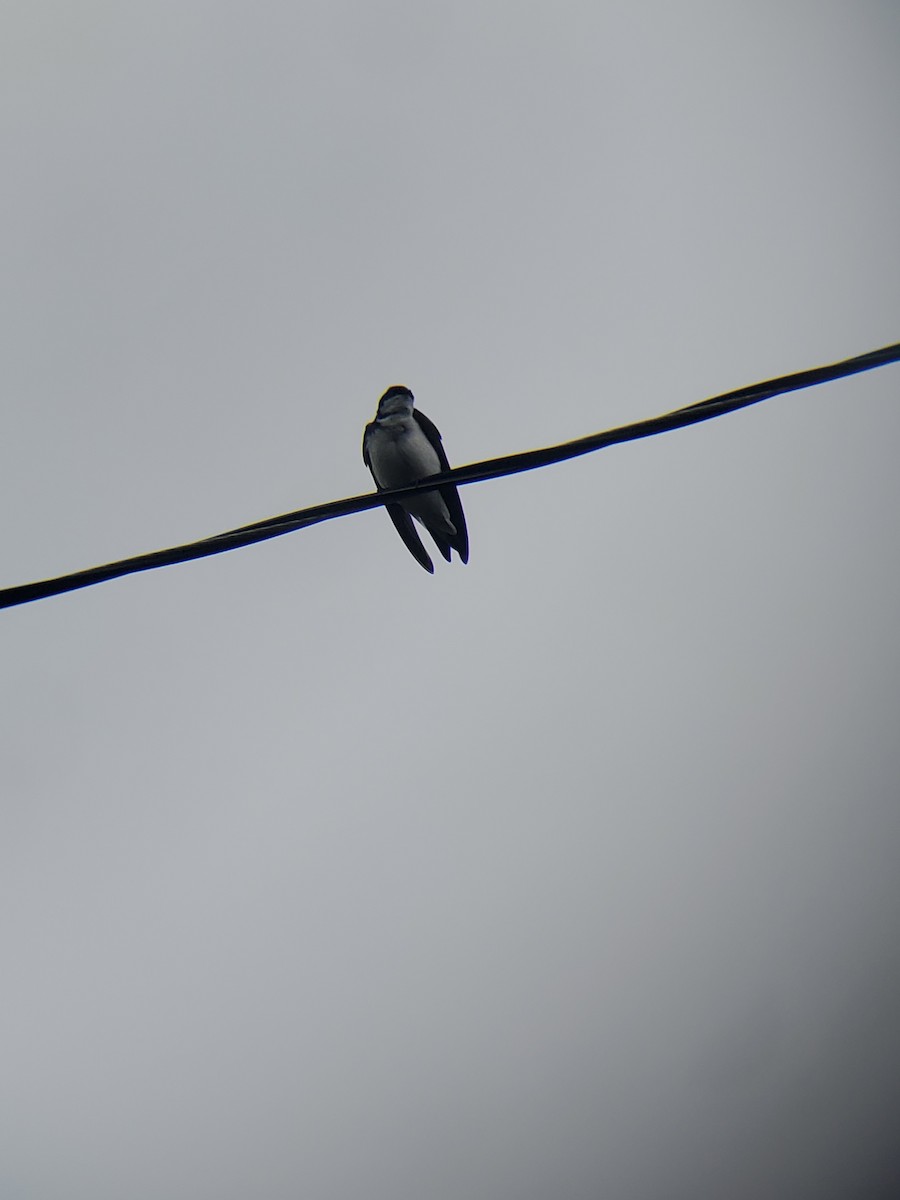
(2, 3), (900, 1198)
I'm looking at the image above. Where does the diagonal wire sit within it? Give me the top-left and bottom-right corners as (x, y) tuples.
(2, 340), (898, 610)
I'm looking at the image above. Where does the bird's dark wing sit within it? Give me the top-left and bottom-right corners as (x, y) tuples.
(385, 504), (435, 573)
(413, 410), (469, 564)
(362, 422), (374, 466)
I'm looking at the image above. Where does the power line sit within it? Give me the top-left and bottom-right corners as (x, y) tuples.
(2, 340), (898, 611)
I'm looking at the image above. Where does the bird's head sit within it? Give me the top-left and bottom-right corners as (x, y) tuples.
(376, 385), (415, 419)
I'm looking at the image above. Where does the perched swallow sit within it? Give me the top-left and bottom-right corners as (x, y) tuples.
(363, 386), (469, 573)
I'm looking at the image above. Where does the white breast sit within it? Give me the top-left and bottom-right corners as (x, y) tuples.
(368, 419), (455, 533)
(368, 419), (442, 488)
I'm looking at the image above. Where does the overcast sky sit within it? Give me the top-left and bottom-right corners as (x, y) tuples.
(2, 4), (900, 1198)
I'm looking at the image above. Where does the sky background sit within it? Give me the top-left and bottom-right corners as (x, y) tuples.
(2, 3), (900, 1198)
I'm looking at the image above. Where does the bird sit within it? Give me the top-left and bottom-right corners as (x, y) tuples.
(363, 386), (469, 573)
